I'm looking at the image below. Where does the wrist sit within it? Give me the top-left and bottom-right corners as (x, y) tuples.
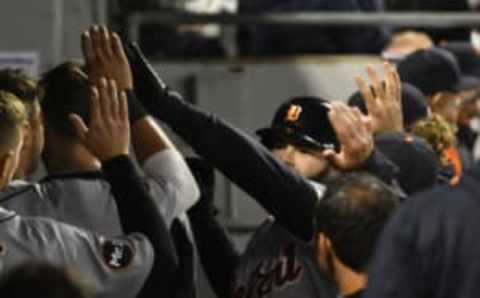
(99, 151), (130, 163)
(126, 90), (148, 123)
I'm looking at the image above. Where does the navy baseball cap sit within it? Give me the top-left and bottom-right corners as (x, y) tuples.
(256, 96), (339, 151)
(375, 131), (439, 196)
(348, 82), (429, 128)
(397, 47), (465, 96)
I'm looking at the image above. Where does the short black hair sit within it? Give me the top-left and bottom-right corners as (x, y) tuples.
(0, 262), (89, 298)
(0, 68), (39, 121)
(39, 62), (90, 139)
(315, 172), (398, 273)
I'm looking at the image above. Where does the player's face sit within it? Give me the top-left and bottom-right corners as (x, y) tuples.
(315, 233), (336, 284)
(271, 144), (329, 179)
(430, 92), (461, 125)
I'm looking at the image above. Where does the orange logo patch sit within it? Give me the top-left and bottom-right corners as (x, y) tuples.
(285, 105), (302, 123)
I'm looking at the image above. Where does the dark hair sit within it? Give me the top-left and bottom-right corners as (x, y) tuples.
(315, 173), (398, 273)
(0, 68), (39, 121)
(39, 62), (90, 139)
(0, 262), (89, 298)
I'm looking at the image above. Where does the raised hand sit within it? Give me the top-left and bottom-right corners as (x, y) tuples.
(355, 63), (403, 134)
(322, 102), (374, 170)
(81, 25), (133, 90)
(69, 78), (130, 161)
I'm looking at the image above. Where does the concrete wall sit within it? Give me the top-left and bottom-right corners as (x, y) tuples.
(0, 0), (106, 73)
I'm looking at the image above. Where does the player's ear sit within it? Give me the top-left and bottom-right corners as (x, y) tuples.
(317, 233), (333, 254)
(0, 151), (15, 188)
(21, 122), (32, 155)
(316, 232), (333, 270)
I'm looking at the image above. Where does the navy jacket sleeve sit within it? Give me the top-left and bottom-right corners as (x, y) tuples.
(102, 155), (179, 297)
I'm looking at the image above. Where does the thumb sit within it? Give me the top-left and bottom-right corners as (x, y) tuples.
(322, 149), (338, 161)
(69, 114), (89, 141)
(323, 149), (345, 169)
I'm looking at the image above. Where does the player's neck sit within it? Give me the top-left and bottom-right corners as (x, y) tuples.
(334, 259), (367, 298)
(44, 139), (101, 174)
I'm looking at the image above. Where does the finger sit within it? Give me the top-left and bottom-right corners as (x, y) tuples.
(322, 148), (343, 168)
(112, 32), (128, 59)
(355, 76), (377, 113)
(119, 91), (129, 123)
(100, 25), (114, 59)
(351, 107), (370, 136)
(91, 25), (106, 62)
(366, 65), (386, 100)
(336, 102), (357, 127)
(328, 103), (351, 144)
(98, 78), (111, 119)
(384, 63), (395, 101)
(393, 65), (402, 103)
(89, 86), (101, 124)
(69, 114), (89, 141)
(110, 80), (120, 120)
(81, 31), (95, 62)
(322, 148), (337, 160)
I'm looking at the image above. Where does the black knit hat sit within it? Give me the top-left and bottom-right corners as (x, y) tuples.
(397, 47), (462, 96)
(256, 96), (339, 151)
(348, 82), (429, 128)
(375, 132), (439, 196)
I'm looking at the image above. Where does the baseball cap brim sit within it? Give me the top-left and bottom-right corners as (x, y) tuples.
(256, 127), (334, 151)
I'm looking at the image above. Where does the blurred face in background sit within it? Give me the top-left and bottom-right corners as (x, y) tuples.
(429, 92), (462, 126)
(457, 90), (480, 125)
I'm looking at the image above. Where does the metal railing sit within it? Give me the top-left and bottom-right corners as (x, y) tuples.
(127, 11), (480, 42)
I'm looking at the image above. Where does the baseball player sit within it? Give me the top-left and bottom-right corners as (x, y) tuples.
(124, 43), (402, 298)
(0, 27), (200, 296)
(0, 81), (177, 298)
(314, 172), (398, 298)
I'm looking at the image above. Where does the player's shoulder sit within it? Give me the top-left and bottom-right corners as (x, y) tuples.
(394, 171), (480, 234)
(41, 171), (109, 190)
(41, 171), (112, 201)
(0, 180), (44, 201)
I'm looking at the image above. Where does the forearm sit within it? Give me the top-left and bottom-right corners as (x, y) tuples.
(144, 150), (201, 226)
(102, 155), (178, 296)
(131, 116), (176, 165)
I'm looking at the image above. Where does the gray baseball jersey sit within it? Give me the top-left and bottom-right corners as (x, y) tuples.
(0, 176), (122, 236)
(0, 206), (154, 298)
(232, 217), (336, 298)
(232, 181), (336, 298)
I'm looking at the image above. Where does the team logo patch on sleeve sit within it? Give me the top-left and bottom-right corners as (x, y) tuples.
(102, 239), (134, 270)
